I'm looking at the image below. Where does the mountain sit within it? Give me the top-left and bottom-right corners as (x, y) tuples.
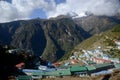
(74, 15), (120, 35)
(0, 15), (120, 62)
(67, 24), (120, 60)
(0, 18), (90, 62)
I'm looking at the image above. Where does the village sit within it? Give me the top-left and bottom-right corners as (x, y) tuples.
(11, 40), (120, 80)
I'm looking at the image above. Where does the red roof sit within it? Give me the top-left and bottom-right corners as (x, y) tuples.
(15, 62), (25, 69)
(53, 62), (60, 67)
(71, 59), (78, 64)
(93, 57), (111, 62)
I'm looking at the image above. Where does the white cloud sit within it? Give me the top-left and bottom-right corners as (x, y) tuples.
(0, 1), (18, 22)
(46, 0), (120, 18)
(0, 0), (120, 23)
(0, 0), (55, 23)
(12, 0), (47, 18)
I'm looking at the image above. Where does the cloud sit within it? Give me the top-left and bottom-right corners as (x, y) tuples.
(0, 0), (120, 23)
(0, 1), (18, 22)
(46, 0), (120, 18)
(0, 0), (55, 23)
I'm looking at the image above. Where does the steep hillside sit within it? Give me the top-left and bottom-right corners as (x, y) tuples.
(71, 24), (120, 59)
(74, 15), (120, 35)
(0, 18), (90, 62)
(41, 18), (90, 61)
(0, 15), (120, 62)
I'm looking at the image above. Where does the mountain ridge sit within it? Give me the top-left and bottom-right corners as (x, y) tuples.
(0, 15), (120, 61)
(74, 15), (120, 35)
(65, 24), (120, 60)
(0, 18), (90, 61)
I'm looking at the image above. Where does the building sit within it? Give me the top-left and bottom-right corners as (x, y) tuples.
(16, 76), (32, 80)
(44, 68), (71, 77)
(94, 63), (115, 72)
(70, 59), (79, 64)
(70, 64), (88, 76)
(92, 57), (111, 64)
(15, 62), (25, 69)
(86, 65), (96, 74)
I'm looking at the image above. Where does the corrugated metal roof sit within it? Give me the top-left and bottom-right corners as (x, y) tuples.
(57, 69), (71, 76)
(16, 76), (32, 80)
(23, 69), (43, 76)
(70, 65), (87, 72)
(94, 63), (113, 68)
(44, 69), (71, 76)
(44, 71), (60, 76)
(86, 65), (96, 71)
(114, 63), (120, 68)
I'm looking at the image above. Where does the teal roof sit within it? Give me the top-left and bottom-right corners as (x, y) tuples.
(16, 76), (32, 80)
(114, 63), (120, 68)
(27, 71), (43, 76)
(44, 71), (60, 76)
(86, 65), (96, 71)
(57, 69), (71, 76)
(44, 69), (71, 76)
(70, 65), (87, 72)
(94, 63), (113, 68)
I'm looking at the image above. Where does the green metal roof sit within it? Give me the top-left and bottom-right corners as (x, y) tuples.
(57, 69), (71, 76)
(44, 71), (60, 76)
(114, 63), (120, 68)
(16, 76), (32, 80)
(70, 65), (87, 72)
(86, 65), (96, 71)
(44, 69), (71, 76)
(94, 63), (113, 68)
(27, 72), (43, 76)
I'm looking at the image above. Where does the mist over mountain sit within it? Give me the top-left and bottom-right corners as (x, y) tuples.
(0, 14), (120, 61)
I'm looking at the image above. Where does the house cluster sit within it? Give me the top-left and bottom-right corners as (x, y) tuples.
(15, 62), (120, 80)
(70, 47), (120, 64)
(14, 47), (120, 80)
(7, 45), (119, 80)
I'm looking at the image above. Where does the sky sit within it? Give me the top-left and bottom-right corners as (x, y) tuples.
(0, 0), (120, 23)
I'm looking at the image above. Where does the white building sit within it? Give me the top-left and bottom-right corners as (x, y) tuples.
(38, 65), (47, 70)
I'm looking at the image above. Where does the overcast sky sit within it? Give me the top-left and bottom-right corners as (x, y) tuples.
(0, 0), (120, 23)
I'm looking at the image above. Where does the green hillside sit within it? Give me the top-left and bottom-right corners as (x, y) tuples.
(76, 24), (120, 49)
(62, 24), (120, 60)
